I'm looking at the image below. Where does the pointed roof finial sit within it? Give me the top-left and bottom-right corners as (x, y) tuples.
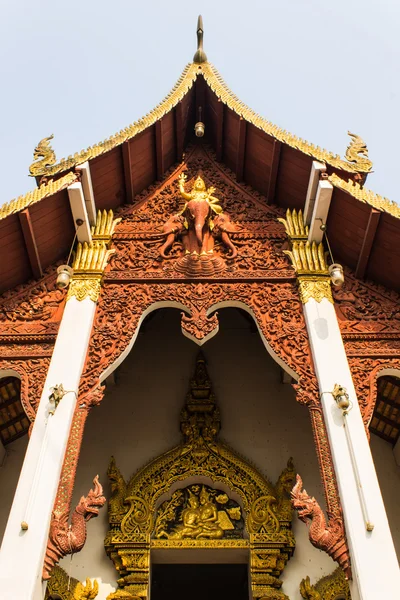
(193, 15), (207, 64)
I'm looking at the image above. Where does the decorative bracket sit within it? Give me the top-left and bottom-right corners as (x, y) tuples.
(67, 210), (121, 302)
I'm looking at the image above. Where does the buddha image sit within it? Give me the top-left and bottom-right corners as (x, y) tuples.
(155, 485), (244, 540)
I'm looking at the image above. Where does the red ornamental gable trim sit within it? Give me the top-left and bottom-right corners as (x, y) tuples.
(50, 279), (349, 571)
(349, 358), (400, 432)
(0, 268), (64, 423)
(0, 266), (66, 327)
(334, 269), (400, 432)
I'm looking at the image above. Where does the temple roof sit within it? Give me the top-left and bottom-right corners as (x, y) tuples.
(21, 62), (372, 179)
(0, 18), (399, 294)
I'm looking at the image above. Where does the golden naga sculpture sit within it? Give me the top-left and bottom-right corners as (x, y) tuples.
(299, 568), (350, 600)
(29, 134), (57, 177)
(105, 353), (295, 600)
(45, 565), (99, 600)
(345, 131), (373, 173)
(158, 173), (239, 276)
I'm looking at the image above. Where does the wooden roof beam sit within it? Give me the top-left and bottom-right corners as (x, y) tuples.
(76, 162), (97, 226)
(304, 161), (327, 225)
(122, 141), (135, 204)
(308, 177), (333, 243)
(18, 209), (43, 279)
(236, 118), (247, 182)
(355, 208), (381, 279)
(175, 104), (184, 161)
(68, 182), (92, 243)
(155, 120), (165, 181)
(215, 99), (224, 162)
(266, 139), (281, 205)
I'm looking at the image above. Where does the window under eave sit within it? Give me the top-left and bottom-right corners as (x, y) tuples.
(0, 377), (29, 445)
(370, 376), (400, 445)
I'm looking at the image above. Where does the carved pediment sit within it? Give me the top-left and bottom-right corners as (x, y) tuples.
(108, 145), (293, 281)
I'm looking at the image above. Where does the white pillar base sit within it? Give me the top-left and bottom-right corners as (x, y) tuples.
(303, 297), (400, 599)
(0, 297), (96, 600)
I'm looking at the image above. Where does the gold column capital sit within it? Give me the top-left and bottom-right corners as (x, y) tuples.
(297, 276), (333, 304)
(67, 210), (120, 303)
(278, 210), (333, 304)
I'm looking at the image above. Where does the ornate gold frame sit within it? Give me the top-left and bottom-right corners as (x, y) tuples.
(105, 355), (295, 600)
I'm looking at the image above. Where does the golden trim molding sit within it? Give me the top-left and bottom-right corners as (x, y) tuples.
(0, 172), (77, 222)
(329, 172), (400, 219)
(201, 64), (372, 174)
(105, 354), (296, 600)
(28, 62), (370, 178)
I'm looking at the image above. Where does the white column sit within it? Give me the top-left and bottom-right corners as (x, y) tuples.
(0, 296), (96, 600)
(303, 296), (400, 599)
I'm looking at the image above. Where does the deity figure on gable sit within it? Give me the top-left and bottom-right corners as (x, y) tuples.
(158, 173), (239, 276)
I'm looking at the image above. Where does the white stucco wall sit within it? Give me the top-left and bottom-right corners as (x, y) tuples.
(370, 434), (400, 558)
(0, 435), (28, 540)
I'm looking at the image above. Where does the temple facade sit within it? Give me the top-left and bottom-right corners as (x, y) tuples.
(0, 17), (399, 600)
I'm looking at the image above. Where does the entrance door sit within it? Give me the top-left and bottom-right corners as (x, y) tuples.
(151, 564), (249, 600)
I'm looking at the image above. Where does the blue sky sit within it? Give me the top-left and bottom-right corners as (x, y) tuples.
(1, 0), (399, 204)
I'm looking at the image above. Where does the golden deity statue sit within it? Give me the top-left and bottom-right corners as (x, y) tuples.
(155, 485), (241, 540)
(178, 173), (223, 215)
(170, 487), (224, 539)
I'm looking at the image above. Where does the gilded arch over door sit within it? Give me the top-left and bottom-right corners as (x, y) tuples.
(105, 354), (296, 600)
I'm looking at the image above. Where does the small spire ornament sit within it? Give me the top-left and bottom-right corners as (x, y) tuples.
(193, 15), (207, 64)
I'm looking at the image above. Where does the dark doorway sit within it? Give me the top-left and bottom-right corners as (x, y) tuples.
(151, 564), (249, 600)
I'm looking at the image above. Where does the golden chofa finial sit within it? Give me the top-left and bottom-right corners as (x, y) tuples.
(193, 15), (207, 64)
(345, 131), (373, 173)
(29, 134), (57, 177)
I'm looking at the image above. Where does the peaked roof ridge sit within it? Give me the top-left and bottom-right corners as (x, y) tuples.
(28, 63), (199, 179)
(202, 63), (371, 174)
(29, 61), (371, 180)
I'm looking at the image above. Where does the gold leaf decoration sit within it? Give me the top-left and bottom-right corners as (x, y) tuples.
(0, 172), (77, 222)
(105, 354), (296, 600)
(345, 132), (373, 173)
(29, 134), (57, 177)
(27, 63), (371, 177)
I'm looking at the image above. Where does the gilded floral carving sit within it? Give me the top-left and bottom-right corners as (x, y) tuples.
(105, 355), (295, 600)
